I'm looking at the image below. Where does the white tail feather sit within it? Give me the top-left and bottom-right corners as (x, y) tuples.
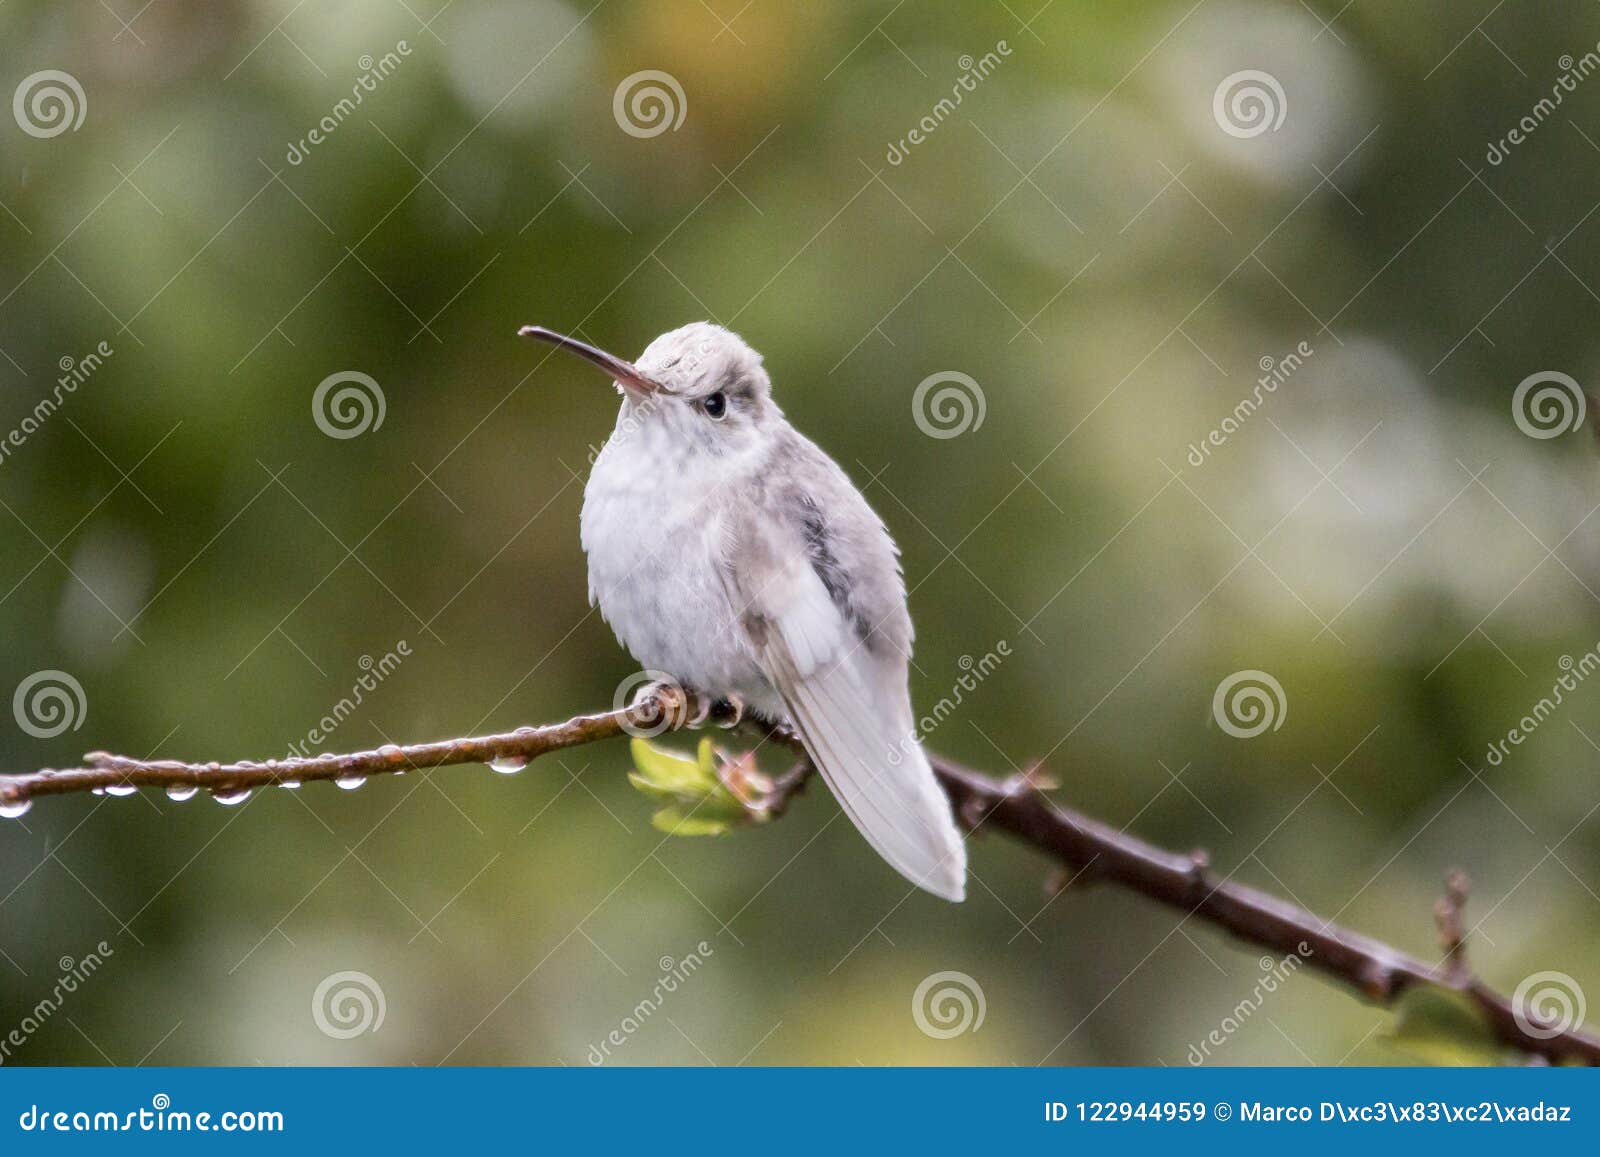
(777, 653), (966, 902)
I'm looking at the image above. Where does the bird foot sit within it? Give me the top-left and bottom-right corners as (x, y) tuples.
(631, 679), (692, 730)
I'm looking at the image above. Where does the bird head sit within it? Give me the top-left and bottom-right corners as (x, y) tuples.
(520, 321), (777, 455)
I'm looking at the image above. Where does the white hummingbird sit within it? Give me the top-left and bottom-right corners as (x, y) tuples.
(521, 321), (967, 902)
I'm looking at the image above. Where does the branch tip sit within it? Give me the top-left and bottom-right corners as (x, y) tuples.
(1434, 868), (1471, 978)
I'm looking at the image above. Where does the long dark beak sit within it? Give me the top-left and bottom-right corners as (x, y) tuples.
(518, 326), (663, 396)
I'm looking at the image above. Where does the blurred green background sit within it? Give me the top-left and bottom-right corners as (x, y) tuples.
(2, 0), (1598, 1066)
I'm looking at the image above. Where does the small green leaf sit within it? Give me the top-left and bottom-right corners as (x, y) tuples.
(1383, 985), (1508, 1066)
(625, 771), (678, 802)
(693, 736), (718, 779)
(650, 806), (734, 837)
(627, 737), (762, 836)
(624, 736), (713, 800)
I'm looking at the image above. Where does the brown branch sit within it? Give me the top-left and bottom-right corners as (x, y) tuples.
(2, 691), (1596, 1064)
(929, 757), (1600, 1065)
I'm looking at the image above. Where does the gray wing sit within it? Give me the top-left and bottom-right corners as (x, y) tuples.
(722, 432), (966, 901)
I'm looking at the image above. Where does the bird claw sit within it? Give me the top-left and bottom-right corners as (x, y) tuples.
(685, 695), (712, 728)
(713, 694), (746, 729)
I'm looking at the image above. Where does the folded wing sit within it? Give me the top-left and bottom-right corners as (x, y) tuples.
(722, 463), (966, 901)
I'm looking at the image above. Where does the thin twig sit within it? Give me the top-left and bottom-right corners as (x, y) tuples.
(2, 691), (1595, 1064)
(1434, 868), (1471, 982)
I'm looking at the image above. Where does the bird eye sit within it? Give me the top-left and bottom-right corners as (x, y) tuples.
(702, 391), (727, 420)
